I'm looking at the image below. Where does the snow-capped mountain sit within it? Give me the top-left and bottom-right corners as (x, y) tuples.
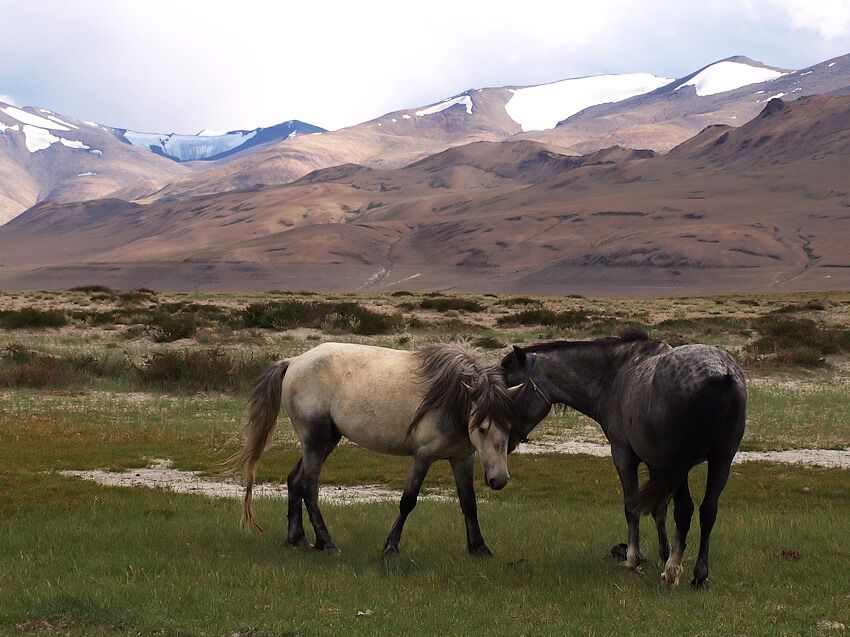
(523, 56), (810, 153)
(503, 72), (674, 131)
(2, 53), (850, 226)
(673, 58), (787, 96)
(0, 101), (187, 224)
(118, 120), (325, 162)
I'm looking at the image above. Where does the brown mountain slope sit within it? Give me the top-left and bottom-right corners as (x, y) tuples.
(0, 96), (848, 296)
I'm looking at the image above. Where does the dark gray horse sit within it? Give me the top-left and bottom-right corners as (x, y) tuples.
(500, 330), (746, 588)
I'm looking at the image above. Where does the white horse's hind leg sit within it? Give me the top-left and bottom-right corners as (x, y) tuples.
(286, 458), (309, 548)
(299, 428), (342, 553)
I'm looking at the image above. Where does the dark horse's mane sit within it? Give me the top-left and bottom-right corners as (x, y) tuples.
(408, 342), (520, 436)
(519, 328), (654, 354)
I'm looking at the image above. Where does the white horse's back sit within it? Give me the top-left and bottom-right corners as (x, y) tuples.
(283, 343), (454, 456)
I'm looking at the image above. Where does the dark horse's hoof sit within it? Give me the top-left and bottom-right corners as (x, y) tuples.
(610, 543), (629, 561)
(383, 545), (400, 558)
(469, 544), (494, 558)
(690, 577), (709, 590)
(691, 562), (709, 589)
(314, 544), (341, 555)
(287, 537), (311, 550)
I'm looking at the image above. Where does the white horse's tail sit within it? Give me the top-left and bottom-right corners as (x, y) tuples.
(225, 359), (290, 531)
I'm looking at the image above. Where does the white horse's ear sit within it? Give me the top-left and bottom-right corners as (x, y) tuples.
(507, 384), (524, 398)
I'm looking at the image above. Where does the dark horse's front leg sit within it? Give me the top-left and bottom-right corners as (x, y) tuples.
(450, 455), (492, 556)
(610, 444), (645, 570)
(384, 454), (432, 556)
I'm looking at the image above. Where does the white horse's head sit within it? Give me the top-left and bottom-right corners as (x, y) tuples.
(468, 410), (511, 490)
(465, 381), (524, 490)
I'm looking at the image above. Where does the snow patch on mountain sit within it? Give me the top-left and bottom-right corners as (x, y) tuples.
(0, 122), (21, 133)
(675, 61), (786, 96)
(20, 125), (92, 153)
(47, 115), (78, 129)
(504, 73), (673, 132)
(1, 106), (71, 131)
(60, 138), (90, 150)
(22, 125), (61, 152)
(123, 130), (258, 162)
(415, 95), (474, 117)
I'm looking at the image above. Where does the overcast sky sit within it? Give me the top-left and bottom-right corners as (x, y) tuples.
(1, 0), (849, 133)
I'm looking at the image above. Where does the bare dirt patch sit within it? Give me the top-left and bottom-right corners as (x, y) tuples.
(59, 459), (450, 503)
(516, 441), (850, 468)
(60, 442), (849, 504)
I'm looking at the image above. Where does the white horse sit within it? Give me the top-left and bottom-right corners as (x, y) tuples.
(230, 341), (521, 556)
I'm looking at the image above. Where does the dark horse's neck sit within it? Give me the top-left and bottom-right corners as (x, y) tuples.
(531, 337), (663, 425)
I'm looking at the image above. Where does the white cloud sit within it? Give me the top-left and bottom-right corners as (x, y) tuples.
(779, 0), (850, 39)
(0, 0), (847, 133)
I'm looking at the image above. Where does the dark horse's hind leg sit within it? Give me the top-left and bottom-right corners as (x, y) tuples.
(691, 453), (733, 589)
(297, 429), (343, 553)
(450, 455), (492, 556)
(661, 478), (694, 586)
(649, 467), (671, 565)
(610, 445), (645, 569)
(384, 454), (432, 556)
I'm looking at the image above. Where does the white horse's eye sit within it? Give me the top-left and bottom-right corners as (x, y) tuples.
(477, 425), (487, 434)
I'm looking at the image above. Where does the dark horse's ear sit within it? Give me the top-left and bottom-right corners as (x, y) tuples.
(512, 345), (527, 366)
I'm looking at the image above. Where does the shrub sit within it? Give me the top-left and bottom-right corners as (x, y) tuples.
(118, 289), (157, 304)
(139, 349), (273, 393)
(390, 290), (414, 297)
(473, 335), (506, 349)
(654, 316), (750, 336)
(242, 300), (402, 335)
(148, 313), (197, 343)
(0, 345), (126, 388)
(418, 298), (485, 313)
(68, 285), (115, 294)
(750, 317), (850, 354)
(242, 300), (312, 329)
(500, 296), (540, 307)
(0, 307), (68, 329)
(496, 308), (588, 328)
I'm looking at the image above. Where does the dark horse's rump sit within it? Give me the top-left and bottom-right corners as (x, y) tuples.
(629, 371), (745, 515)
(501, 332), (746, 588)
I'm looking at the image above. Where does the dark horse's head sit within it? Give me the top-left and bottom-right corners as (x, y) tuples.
(500, 329), (655, 451)
(500, 345), (554, 452)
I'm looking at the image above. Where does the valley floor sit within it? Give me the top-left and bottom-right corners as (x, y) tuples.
(1, 289), (849, 635)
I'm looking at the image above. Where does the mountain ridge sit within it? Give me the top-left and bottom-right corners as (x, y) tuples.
(1, 94), (848, 296)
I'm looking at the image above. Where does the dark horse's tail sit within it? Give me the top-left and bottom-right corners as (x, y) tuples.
(627, 372), (744, 516)
(223, 359), (290, 531)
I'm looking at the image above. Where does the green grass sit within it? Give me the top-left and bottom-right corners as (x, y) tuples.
(1, 460), (847, 636)
(1, 289), (849, 635)
(744, 381), (850, 450)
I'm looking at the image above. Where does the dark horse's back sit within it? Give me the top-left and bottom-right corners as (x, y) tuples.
(629, 344), (747, 514)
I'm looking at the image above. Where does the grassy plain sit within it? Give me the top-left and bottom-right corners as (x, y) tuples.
(1, 288), (849, 636)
